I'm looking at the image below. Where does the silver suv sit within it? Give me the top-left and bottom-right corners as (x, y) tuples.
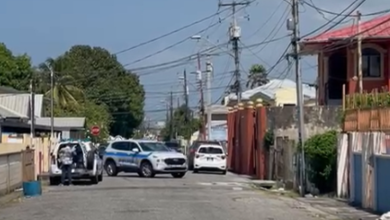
(103, 140), (187, 178)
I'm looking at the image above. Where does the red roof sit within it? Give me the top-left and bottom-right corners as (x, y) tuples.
(304, 14), (390, 42)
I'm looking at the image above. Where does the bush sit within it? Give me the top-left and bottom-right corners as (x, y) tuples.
(304, 130), (338, 193)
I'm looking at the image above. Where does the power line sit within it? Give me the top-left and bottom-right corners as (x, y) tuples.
(302, 0), (390, 17)
(123, 3), (252, 66)
(301, 0), (365, 38)
(113, 7), (231, 55)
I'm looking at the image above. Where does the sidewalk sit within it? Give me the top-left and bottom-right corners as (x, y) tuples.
(293, 197), (379, 220)
(246, 179), (379, 220)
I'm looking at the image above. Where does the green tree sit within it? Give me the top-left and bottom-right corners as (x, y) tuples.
(36, 58), (84, 109)
(304, 130), (338, 193)
(0, 43), (33, 91)
(161, 105), (200, 141)
(53, 100), (112, 142)
(246, 64), (268, 89)
(41, 45), (145, 137)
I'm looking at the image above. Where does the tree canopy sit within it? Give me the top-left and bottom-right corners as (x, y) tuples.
(160, 105), (200, 141)
(0, 43), (145, 139)
(0, 43), (32, 91)
(246, 64), (269, 89)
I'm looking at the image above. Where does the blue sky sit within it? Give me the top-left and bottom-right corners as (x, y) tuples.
(0, 0), (387, 122)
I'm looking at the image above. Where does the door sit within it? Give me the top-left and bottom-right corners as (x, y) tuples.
(128, 142), (142, 167)
(111, 142), (132, 168)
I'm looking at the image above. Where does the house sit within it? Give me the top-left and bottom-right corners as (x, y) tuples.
(223, 79), (317, 106)
(0, 88), (86, 142)
(300, 14), (390, 105)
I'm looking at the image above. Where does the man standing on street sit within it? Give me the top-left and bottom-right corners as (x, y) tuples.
(59, 145), (75, 186)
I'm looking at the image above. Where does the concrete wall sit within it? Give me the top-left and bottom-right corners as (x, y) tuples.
(267, 105), (341, 141)
(0, 152), (22, 195)
(274, 87), (297, 106)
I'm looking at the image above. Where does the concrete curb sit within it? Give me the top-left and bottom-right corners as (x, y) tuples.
(0, 190), (23, 207)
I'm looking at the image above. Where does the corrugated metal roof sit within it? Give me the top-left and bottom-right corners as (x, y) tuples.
(0, 104), (27, 118)
(304, 14), (390, 42)
(33, 117), (86, 128)
(0, 94), (43, 117)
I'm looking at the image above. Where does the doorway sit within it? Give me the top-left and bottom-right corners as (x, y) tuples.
(327, 52), (347, 105)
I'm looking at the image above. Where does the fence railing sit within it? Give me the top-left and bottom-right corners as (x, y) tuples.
(0, 149), (35, 196)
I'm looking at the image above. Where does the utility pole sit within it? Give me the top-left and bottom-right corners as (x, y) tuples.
(205, 56), (213, 140)
(288, 0), (306, 197)
(169, 91), (174, 140)
(219, 0), (249, 102)
(29, 78), (35, 148)
(356, 11), (363, 93)
(183, 69), (189, 122)
(196, 53), (206, 140)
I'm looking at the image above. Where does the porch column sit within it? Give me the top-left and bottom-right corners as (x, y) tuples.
(347, 47), (357, 94)
(323, 56), (329, 103)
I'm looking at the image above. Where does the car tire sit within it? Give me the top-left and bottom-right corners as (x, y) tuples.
(171, 172), (186, 178)
(86, 151), (95, 170)
(105, 161), (118, 176)
(139, 161), (155, 178)
(90, 174), (99, 184)
(49, 177), (60, 185)
(221, 170), (227, 175)
(193, 169), (199, 173)
(98, 173), (103, 182)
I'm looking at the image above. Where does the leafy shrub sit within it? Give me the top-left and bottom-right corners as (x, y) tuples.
(304, 130), (338, 193)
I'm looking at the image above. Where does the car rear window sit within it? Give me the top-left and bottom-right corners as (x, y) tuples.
(198, 147), (223, 154)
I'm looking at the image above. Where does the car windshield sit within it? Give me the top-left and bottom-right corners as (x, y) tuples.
(139, 142), (170, 152)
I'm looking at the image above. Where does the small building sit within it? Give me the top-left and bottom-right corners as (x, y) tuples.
(33, 117), (86, 139)
(223, 79), (316, 106)
(300, 14), (390, 105)
(0, 90), (86, 141)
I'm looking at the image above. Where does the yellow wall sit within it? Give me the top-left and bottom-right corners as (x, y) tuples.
(274, 87), (297, 106)
(0, 134), (52, 176)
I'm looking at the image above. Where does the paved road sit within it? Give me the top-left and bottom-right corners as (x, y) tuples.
(0, 172), (326, 220)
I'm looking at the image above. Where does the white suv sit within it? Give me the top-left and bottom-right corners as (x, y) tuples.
(103, 140), (187, 178)
(49, 140), (104, 185)
(193, 144), (227, 174)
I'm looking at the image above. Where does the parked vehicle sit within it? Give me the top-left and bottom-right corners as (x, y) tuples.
(103, 139), (187, 178)
(97, 143), (108, 159)
(49, 139), (104, 185)
(187, 140), (223, 170)
(164, 141), (182, 152)
(193, 144), (227, 174)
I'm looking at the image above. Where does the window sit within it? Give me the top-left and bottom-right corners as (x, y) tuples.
(129, 142), (141, 151)
(111, 142), (130, 151)
(198, 147), (224, 154)
(139, 142), (170, 152)
(362, 48), (381, 78)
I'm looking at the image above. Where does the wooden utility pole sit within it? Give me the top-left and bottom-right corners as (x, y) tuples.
(196, 53), (206, 140)
(356, 11), (363, 93)
(183, 69), (189, 122)
(169, 91), (174, 140)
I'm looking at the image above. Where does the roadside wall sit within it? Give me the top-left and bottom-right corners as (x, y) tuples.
(0, 152), (22, 196)
(266, 106), (340, 188)
(267, 105), (341, 140)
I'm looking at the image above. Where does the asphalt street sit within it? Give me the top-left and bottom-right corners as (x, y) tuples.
(0, 172), (326, 220)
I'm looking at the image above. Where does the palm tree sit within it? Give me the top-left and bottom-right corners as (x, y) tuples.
(37, 58), (84, 108)
(246, 64), (269, 89)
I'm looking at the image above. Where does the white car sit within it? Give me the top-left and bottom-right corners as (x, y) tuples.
(49, 140), (104, 185)
(103, 140), (187, 178)
(193, 144), (227, 174)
